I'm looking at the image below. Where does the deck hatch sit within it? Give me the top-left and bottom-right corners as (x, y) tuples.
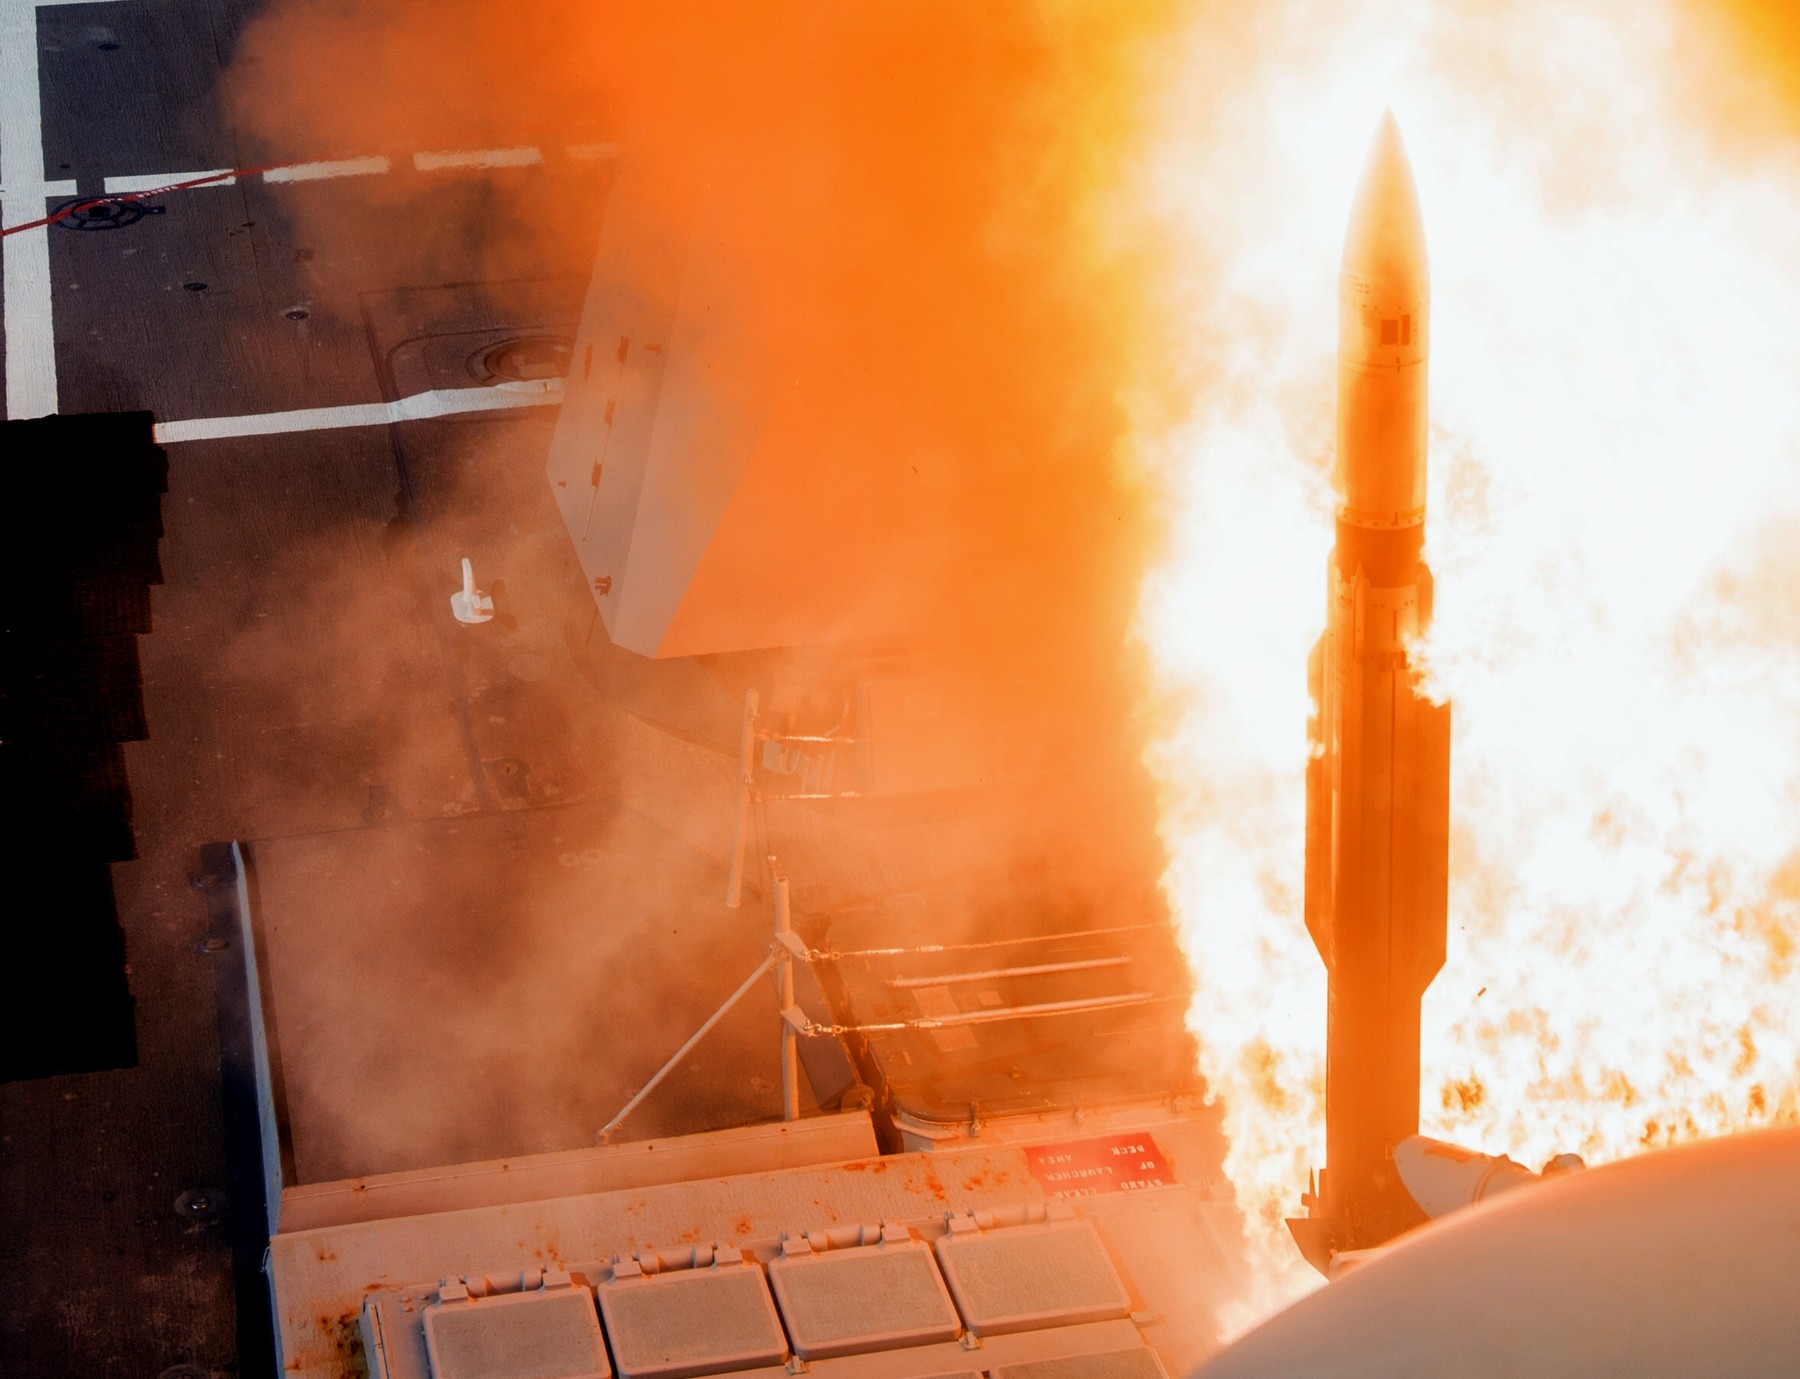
(596, 1258), (787, 1378)
(991, 1347), (1168, 1379)
(422, 1283), (609, 1379)
(934, 1219), (1133, 1337)
(766, 1237), (962, 1359)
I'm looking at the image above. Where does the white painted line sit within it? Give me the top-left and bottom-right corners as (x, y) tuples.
(2, 0), (111, 419)
(565, 142), (620, 161)
(152, 383), (563, 444)
(103, 169), (237, 194)
(38, 177), (73, 196)
(414, 146), (542, 172)
(262, 155), (390, 183)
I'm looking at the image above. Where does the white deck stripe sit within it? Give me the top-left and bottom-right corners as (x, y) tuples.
(263, 155), (390, 183)
(152, 383), (562, 444)
(103, 169), (236, 194)
(414, 146), (542, 171)
(2, 0), (111, 419)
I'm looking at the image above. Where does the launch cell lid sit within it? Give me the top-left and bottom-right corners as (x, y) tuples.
(991, 1350), (1170, 1379)
(596, 1260), (788, 1378)
(766, 1236), (962, 1360)
(422, 1281), (611, 1379)
(934, 1218), (1133, 1338)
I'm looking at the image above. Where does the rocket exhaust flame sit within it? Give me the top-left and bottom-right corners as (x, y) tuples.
(1138, 0), (1800, 1329)
(1289, 113), (1451, 1269)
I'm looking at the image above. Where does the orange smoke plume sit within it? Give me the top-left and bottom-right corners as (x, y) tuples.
(229, 1), (1177, 681)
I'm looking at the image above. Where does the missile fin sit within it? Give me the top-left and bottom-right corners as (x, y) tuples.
(1304, 634), (1333, 964)
(1412, 694), (1451, 991)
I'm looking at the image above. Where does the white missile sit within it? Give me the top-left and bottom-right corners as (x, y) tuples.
(1293, 109), (1451, 1267)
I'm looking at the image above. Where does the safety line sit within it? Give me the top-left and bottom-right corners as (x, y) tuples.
(886, 955), (1134, 990)
(805, 922), (1167, 965)
(800, 991), (1171, 1037)
(152, 383), (561, 445)
(0, 142), (620, 239)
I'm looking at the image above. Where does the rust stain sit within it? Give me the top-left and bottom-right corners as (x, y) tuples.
(313, 1310), (363, 1377)
(676, 1227), (701, 1244)
(732, 1215), (753, 1236)
(313, 1245), (338, 1262)
(837, 1157), (892, 1174)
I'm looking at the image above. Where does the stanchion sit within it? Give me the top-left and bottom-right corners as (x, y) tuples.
(774, 874), (799, 1122)
(724, 689), (759, 908)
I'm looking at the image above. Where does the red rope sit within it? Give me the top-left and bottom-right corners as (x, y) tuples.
(0, 165), (280, 238)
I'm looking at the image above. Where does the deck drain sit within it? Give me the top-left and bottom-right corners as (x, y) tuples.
(174, 1188), (226, 1223)
(467, 335), (571, 386)
(484, 757), (532, 800)
(53, 196), (163, 232)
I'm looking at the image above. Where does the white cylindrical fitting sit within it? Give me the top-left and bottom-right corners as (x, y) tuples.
(1395, 1135), (1540, 1219)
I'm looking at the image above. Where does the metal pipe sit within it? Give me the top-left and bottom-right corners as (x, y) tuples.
(813, 922), (1163, 962)
(757, 791), (865, 801)
(724, 689), (759, 908)
(855, 991), (1156, 1033)
(915, 990), (1154, 1026)
(598, 953), (776, 1141)
(774, 875), (799, 1122)
(887, 956), (1132, 989)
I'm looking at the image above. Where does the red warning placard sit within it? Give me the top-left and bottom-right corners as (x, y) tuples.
(1024, 1132), (1175, 1198)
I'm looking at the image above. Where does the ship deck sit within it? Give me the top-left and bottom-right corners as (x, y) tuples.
(0, 6), (1210, 1376)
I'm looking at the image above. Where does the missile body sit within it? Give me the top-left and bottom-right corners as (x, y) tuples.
(1290, 113), (1451, 1269)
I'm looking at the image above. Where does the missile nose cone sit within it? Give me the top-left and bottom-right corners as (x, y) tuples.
(1343, 111), (1427, 284)
(1335, 110), (1431, 548)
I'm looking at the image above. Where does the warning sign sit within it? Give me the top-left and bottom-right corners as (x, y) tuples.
(1024, 1132), (1175, 1198)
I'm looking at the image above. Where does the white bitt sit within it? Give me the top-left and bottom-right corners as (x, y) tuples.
(450, 557), (494, 625)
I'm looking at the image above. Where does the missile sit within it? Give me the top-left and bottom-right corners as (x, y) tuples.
(1289, 111), (1452, 1270)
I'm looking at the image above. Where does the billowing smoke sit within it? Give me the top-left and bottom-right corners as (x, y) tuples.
(215, 3), (1195, 1191)
(216, 0), (1800, 1335)
(227, 1), (1174, 677)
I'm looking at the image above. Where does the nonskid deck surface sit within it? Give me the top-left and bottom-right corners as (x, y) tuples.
(2, 6), (714, 1374)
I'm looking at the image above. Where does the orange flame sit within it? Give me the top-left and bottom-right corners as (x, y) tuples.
(1130, 0), (1800, 1320)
